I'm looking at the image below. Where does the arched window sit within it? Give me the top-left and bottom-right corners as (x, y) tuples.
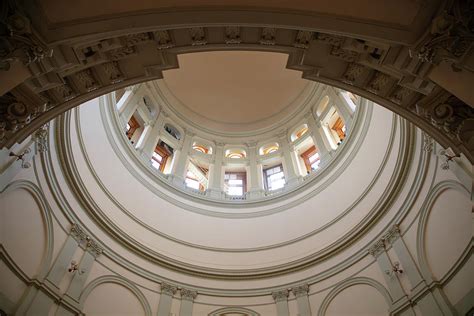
(290, 124), (309, 142)
(225, 149), (247, 159)
(301, 145), (321, 172)
(259, 143), (279, 155)
(192, 142), (212, 154)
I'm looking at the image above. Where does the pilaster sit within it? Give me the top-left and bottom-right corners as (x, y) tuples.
(157, 282), (178, 316)
(179, 288), (197, 316)
(272, 289), (290, 316)
(292, 284), (311, 316)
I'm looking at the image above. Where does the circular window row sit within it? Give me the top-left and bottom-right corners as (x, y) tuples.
(113, 85), (359, 201)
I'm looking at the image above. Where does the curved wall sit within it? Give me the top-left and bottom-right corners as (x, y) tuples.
(0, 95), (472, 315)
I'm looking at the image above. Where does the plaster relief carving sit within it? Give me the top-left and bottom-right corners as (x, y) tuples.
(123, 32), (151, 47)
(367, 71), (393, 95)
(102, 61), (124, 84)
(383, 224), (401, 245)
(73, 69), (99, 92)
(180, 288), (198, 301)
(330, 46), (358, 62)
(422, 133), (435, 152)
(368, 239), (385, 257)
(0, 5), (53, 71)
(153, 30), (174, 49)
(189, 27), (207, 46)
(390, 86), (413, 105)
(161, 282), (178, 296)
(292, 284), (309, 297)
(225, 26), (242, 44)
(70, 223), (104, 257)
(317, 33), (345, 46)
(342, 63), (367, 84)
(33, 123), (49, 153)
(294, 31), (313, 49)
(260, 27), (276, 45)
(272, 289), (289, 302)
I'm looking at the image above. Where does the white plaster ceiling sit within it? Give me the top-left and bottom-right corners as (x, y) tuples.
(161, 51), (309, 133)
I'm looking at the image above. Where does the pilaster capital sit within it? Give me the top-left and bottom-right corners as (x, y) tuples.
(383, 224), (401, 245)
(368, 239), (385, 258)
(70, 223), (104, 257)
(245, 141), (258, 148)
(161, 282), (178, 296)
(180, 288), (198, 301)
(272, 289), (289, 302)
(292, 284), (309, 297)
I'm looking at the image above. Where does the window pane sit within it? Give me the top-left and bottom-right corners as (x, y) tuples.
(151, 160), (161, 169)
(228, 187), (243, 196)
(185, 178), (200, 190)
(228, 179), (243, 186)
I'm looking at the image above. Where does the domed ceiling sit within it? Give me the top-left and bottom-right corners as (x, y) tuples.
(161, 51), (309, 133)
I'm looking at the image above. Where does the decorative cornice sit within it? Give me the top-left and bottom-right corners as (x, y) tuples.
(180, 288), (198, 301)
(292, 284), (309, 297)
(272, 289), (289, 302)
(161, 282), (178, 296)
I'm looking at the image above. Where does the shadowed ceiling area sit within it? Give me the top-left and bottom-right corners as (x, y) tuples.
(39, 0), (421, 26)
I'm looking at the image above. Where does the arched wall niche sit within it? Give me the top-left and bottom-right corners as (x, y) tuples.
(0, 180), (54, 280)
(209, 306), (261, 316)
(79, 275), (152, 316)
(0, 1), (473, 163)
(415, 181), (471, 283)
(318, 277), (392, 316)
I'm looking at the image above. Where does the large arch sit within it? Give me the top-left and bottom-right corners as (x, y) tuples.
(1, 0), (473, 161)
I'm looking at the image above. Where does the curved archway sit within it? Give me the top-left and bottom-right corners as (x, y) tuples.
(0, 1), (472, 163)
(79, 275), (152, 316)
(318, 277), (393, 316)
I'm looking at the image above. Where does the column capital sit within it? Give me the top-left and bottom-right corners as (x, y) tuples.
(272, 289), (289, 302)
(180, 288), (198, 302)
(245, 141), (258, 148)
(161, 282), (178, 296)
(292, 284), (309, 297)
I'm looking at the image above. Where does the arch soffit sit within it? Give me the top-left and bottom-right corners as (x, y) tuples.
(1, 0), (473, 163)
(317, 276), (393, 316)
(79, 275), (152, 316)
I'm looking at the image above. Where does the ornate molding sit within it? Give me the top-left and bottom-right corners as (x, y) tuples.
(33, 123), (49, 153)
(225, 26), (241, 44)
(0, 2), (53, 71)
(0, 15), (471, 162)
(161, 282), (178, 296)
(411, 0), (474, 71)
(368, 225), (402, 257)
(368, 239), (386, 257)
(70, 223), (104, 257)
(383, 224), (401, 245)
(292, 284), (309, 297)
(272, 289), (289, 302)
(180, 288), (197, 301)
(422, 132), (434, 153)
